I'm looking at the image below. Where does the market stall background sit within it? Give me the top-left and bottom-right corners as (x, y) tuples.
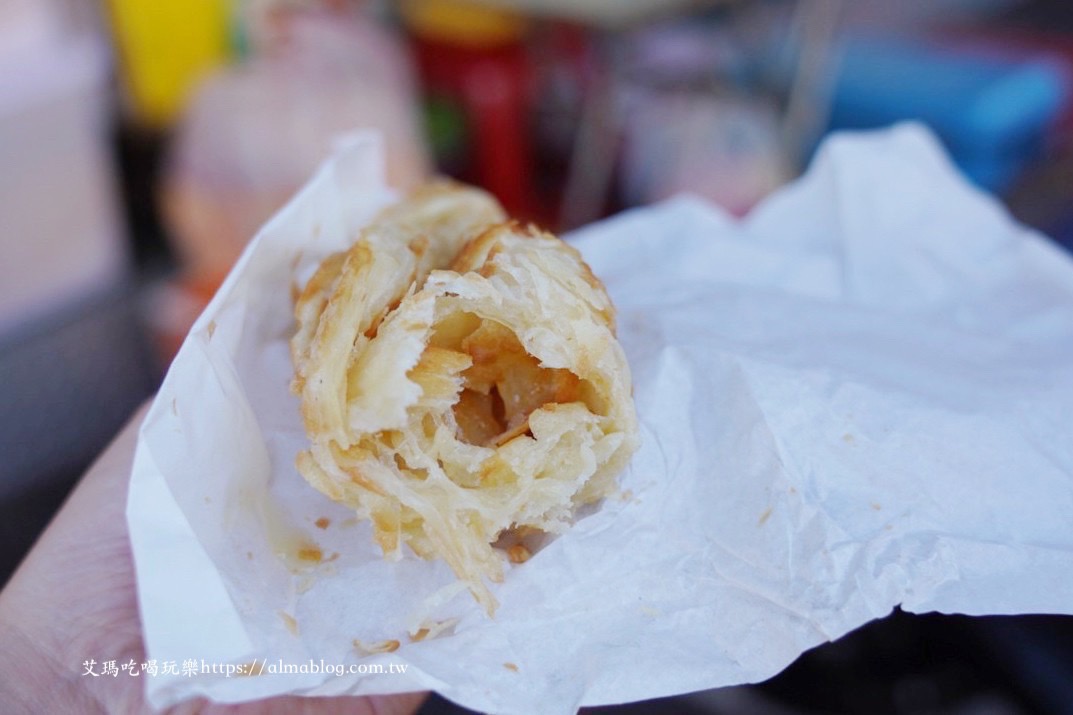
(1, 0), (1072, 713)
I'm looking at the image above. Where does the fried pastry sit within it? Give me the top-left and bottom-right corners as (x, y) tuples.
(291, 182), (639, 614)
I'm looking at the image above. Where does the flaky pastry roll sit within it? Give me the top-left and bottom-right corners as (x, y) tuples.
(291, 182), (639, 614)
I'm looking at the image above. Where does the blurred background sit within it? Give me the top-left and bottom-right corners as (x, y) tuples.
(2, 0), (1072, 712)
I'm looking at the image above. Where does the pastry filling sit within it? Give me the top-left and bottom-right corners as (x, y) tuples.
(426, 312), (583, 447)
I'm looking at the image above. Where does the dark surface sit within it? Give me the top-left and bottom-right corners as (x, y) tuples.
(0, 281), (161, 582)
(112, 122), (174, 272)
(755, 611), (1073, 715)
(417, 610), (1073, 714)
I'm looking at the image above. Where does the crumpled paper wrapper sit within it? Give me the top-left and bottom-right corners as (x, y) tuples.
(128, 125), (1073, 713)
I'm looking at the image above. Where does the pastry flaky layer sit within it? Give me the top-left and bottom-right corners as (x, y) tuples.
(291, 182), (640, 615)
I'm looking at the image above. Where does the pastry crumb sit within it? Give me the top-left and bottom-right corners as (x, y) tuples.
(353, 639), (400, 655)
(296, 546), (323, 563)
(278, 611), (299, 636)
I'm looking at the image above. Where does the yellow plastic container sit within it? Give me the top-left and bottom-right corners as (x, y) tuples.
(104, 0), (232, 127)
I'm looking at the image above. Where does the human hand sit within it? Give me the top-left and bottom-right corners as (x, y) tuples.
(0, 403), (428, 714)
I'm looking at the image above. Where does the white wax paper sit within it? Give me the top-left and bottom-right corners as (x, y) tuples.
(128, 125), (1073, 713)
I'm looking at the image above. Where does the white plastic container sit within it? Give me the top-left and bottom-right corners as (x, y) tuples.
(0, 13), (126, 333)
